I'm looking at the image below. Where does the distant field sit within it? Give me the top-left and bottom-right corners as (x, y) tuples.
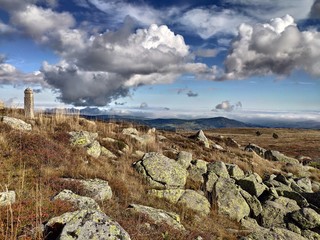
(204, 128), (320, 160)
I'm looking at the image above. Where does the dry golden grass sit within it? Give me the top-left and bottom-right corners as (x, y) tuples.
(0, 108), (319, 239)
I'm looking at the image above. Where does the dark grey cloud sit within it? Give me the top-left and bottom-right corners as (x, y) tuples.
(186, 90), (198, 97)
(310, 0), (320, 18)
(115, 101), (127, 106)
(140, 102), (148, 109)
(164, 107), (170, 110)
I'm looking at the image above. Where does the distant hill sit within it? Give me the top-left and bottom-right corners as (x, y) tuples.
(83, 115), (258, 130)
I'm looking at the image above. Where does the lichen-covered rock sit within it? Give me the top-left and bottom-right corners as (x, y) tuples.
(291, 208), (320, 229)
(226, 163), (245, 180)
(237, 174), (267, 197)
(1, 116), (32, 131)
(52, 189), (100, 210)
(101, 146), (117, 159)
(207, 161), (229, 178)
(240, 189), (262, 217)
(122, 128), (155, 145)
(241, 227), (307, 240)
(214, 177), (250, 222)
(277, 189), (309, 207)
(0, 190), (16, 206)
(178, 190), (211, 216)
(273, 197), (300, 212)
(301, 229), (320, 239)
(148, 189), (185, 204)
(69, 131), (98, 147)
(128, 204), (185, 230)
(177, 151), (192, 169)
(204, 171), (218, 193)
(296, 178), (313, 193)
(133, 152), (188, 189)
(122, 127), (139, 135)
(188, 159), (208, 183)
(44, 209), (131, 240)
(265, 150), (299, 164)
(260, 200), (295, 228)
(64, 178), (112, 202)
(86, 140), (101, 158)
(148, 189), (211, 216)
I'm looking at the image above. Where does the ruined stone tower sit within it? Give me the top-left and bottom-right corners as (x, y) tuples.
(24, 88), (34, 119)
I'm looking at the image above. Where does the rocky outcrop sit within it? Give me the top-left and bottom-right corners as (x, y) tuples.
(189, 130), (210, 148)
(52, 189), (100, 210)
(245, 143), (299, 164)
(148, 189), (210, 216)
(237, 174), (267, 197)
(44, 209), (131, 240)
(128, 204), (185, 230)
(1, 116), (32, 131)
(177, 151), (192, 169)
(226, 163), (245, 180)
(134, 152), (188, 189)
(0, 190), (16, 206)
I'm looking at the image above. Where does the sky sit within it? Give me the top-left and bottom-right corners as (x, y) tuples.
(0, 0), (320, 122)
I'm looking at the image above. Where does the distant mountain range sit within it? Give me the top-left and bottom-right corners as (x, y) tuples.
(83, 115), (259, 130)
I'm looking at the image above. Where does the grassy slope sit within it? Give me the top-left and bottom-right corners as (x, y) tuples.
(0, 108), (319, 240)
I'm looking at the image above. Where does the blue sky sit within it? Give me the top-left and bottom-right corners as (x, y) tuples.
(0, 0), (319, 122)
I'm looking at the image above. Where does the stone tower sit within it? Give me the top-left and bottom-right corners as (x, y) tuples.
(24, 88), (34, 119)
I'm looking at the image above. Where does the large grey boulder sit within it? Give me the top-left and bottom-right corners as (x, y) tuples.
(244, 143), (266, 157)
(44, 209), (131, 240)
(127, 204), (185, 230)
(204, 171), (219, 193)
(241, 227), (307, 240)
(214, 177), (250, 222)
(290, 208), (320, 229)
(1, 116), (32, 131)
(0, 190), (16, 206)
(226, 163), (245, 180)
(64, 178), (112, 201)
(177, 151), (192, 169)
(134, 152), (188, 189)
(240, 189), (262, 217)
(237, 174), (267, 197)
(301, 229), (320, 239)
(260, 200), (299, 228)
(265, 150), (299, 164)
(207, 161), (229, 178)
(100, 146), (117, 159)
(296, 178), (313, 193)
(190, 130), (210, 148)
(188, 159), (208, 183)
(148, 189), (211, 216)
(52, 189), (100, 210)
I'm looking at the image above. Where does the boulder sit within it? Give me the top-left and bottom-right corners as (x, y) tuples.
(273, 197), (300, 212)
(241, 227), (307, 240)
(277, 190), (309, 207)
(133, 152), (188, 189)
(214, 177), (250, 222)
(178, 190), (211, 216)
(260, 200), (295, 228)
(122, 128), (155, 145)
(148, 189), (211, 216)
(177, 151), (192, 169)
(225, 137), (241, 148)
(296, 178), (313, 193)
(204, 171), (219, 193)
(69, 131), (98, 147)
(301, 230), (320, 239)
(64, 178), (112, 201)
(1, 116), (32, 131)
(190, 130), (210, 148)
(240, 189), (263, 217)
(244, 143), (266, 157)
(237, 174), (267, 197)
(127, 204), (185, 230)
(212, 143), (224, 151)
(0, 190), (16, 206)
(265, 150), (299, 164)
(207, 161), (229, 178)
(122, 127), (139, 135)
(226, 163), (245, 180)
(52, 189), (100, 210)
(86, 140), (101, 158)
(188, 159), (208, 183)
(290, 208), (320, 229)
(44, 209), (131, 240)
(100, 146), (117, 159)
